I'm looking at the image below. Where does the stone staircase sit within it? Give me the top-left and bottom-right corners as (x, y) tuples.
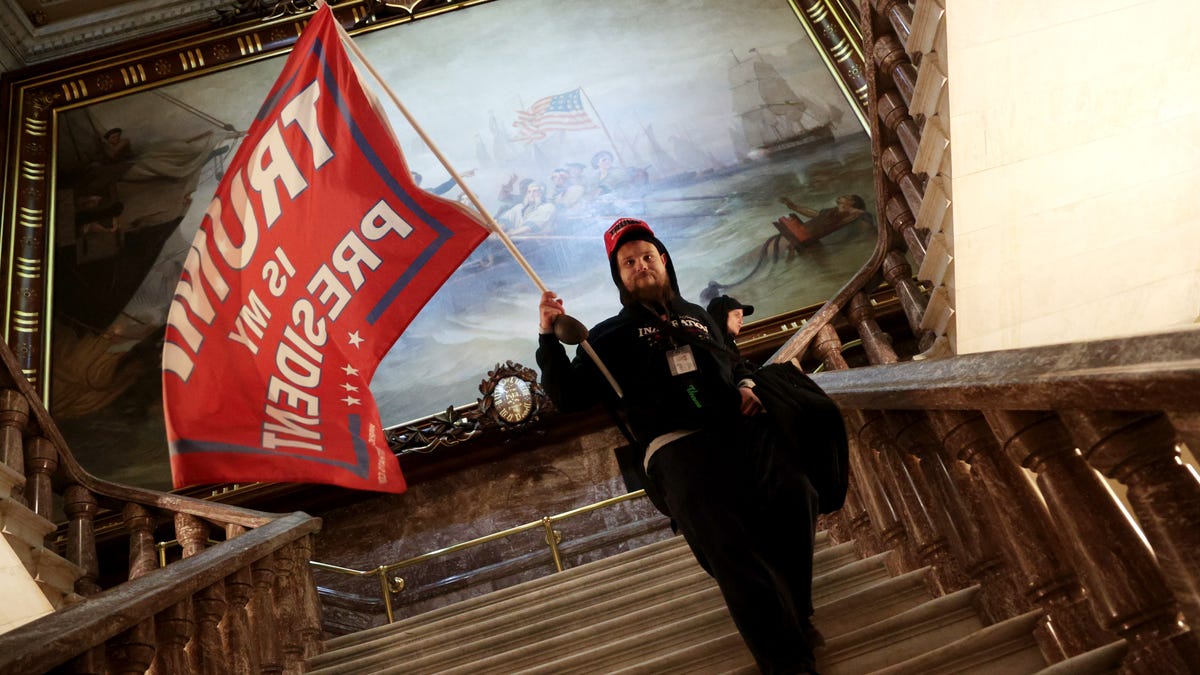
(307, 532), (1130, 674)
(0, 452), (84, 634)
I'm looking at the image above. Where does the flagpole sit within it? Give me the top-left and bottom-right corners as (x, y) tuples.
(578, 86), (626, 167)
(332, 20), (547, 295)
(331, 17), (625, 399)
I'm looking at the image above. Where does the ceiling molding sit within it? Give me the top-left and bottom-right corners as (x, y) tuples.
(0, 0), (226, 69)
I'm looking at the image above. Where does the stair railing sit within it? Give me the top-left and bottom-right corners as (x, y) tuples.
(759, 2), (1200, 672)
(810, 330), (1200, 672)
(0, 337), (324, 674)
(311, 489), (650, 623)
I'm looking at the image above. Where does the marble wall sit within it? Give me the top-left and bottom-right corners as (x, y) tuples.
(948, 0), (1200, 353)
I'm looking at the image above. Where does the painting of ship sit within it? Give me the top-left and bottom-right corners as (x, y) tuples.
(728, 48), (838, 159)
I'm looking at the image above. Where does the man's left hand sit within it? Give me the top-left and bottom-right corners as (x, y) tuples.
(738, 386), (763, 416)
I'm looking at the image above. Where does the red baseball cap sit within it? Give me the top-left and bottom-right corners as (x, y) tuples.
(603, 218), (656, 257)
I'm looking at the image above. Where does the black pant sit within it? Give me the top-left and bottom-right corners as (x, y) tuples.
(647, 417), (820, 674)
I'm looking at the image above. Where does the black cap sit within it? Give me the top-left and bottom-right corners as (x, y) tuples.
(706, 295), (755, 320)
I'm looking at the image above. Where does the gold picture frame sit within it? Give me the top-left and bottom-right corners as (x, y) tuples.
(1, 0), (869, 491)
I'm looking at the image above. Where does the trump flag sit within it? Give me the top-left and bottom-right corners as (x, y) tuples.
(162, 5), (489, 493)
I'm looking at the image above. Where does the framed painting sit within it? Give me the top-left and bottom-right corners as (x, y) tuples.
(2, 0), (872, 491)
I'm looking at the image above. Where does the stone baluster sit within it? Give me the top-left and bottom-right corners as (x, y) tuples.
(0, 390), (27, 501)
(64, 485), (100, 596)
(839, 470), (880, 560)
(153, 600), (195, 674)
(890, 411), (1024, 621)
(153, 513), (203, 673)
(273, 547), (305, 673)
(125, 503), (158, 579)
(820, 480), (859, 542)
(873, 35), (917, 107)
(811, 323), (849, 372)
(928, 410), (1109, 659)
(25, 437), (56, 522)
(985, 411), (1200, 671)
(250, 556), (283, 675)
(846, 410), (914, 572)
(885, 195), (926, 266)
(177, 512), (208, 558)
(880, 146), (926, 225)
(195, 580), (228, 675)
(179, 513), (231, 674)
(877, 92), (922, 167)
(882, 250), (935, 353)
(877, 412), (972, 593)
(290, 536), (324, 660)
(1167, 411), (1200, 457)
(860, 410), (961, 591)
(871, 0), (914, 49)
(1061, 410), (1200, 632)
(107, 504), (157, 674)
(847, 291), (898, 365)
(223, 525), (260, 675)
(64, 485), (103, 673)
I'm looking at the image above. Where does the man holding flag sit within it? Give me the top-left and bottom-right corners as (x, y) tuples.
(162, 4), (489, 494)
(536, 219), (826, 674)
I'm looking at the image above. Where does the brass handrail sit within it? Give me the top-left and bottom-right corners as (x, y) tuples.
(310, 489), (650, 622)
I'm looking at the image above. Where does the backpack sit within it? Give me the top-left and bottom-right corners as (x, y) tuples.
(750, 362), (849, 514)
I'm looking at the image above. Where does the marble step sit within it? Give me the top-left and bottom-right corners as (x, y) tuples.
(435, 594), (740, 675)
(311, 562), (716, 674)
(0, 464), (24, 503)
(592, 570), (949, 675)
(610, 630), (755, 675)
(1034, 640), (1127, 674)
(0, 494), (83, 606)
(874, 608), (1046, 674)
(820, 585), (986, 674)
(813, 566), (934, 637)
(813, 539), (858, 576)
(0, 534), (55, 634)
(315, 535), (697, 664)
(0, 497), (56, 553)
(321, 530), (841, 664)
(812, 549), (894, 607)
(315, 542), (941, 675)
(32, 546), (85, 608)
(319, 530), (691, 653)
(311, 531), (936, 675)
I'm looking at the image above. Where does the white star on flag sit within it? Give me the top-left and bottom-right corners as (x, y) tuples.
(341, 364), (359, 376)
(341, 382), (359, 392)
(347, 331), (364, 348)
(342, 395), (361, 406)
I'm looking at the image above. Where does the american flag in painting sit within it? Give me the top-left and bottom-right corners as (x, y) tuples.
(511, 88), (598, 143)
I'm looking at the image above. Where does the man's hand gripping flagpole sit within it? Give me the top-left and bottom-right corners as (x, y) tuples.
(330, 9), (624, 399)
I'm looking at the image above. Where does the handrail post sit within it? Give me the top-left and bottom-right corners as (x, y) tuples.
(378, 566), (396, 624)
(542, 516), (564, 573)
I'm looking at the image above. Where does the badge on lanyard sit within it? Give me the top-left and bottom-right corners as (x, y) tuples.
(666, 345), (698, 376)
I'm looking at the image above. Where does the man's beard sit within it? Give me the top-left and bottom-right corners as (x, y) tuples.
(624, 275), (673, 310)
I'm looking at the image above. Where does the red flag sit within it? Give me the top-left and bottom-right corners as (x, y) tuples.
(162, 5), (489, 493)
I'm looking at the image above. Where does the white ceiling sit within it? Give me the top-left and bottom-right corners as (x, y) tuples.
(0, 0), (224, 71)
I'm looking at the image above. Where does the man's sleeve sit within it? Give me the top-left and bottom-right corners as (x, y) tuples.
(536, 333), (601, 412)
